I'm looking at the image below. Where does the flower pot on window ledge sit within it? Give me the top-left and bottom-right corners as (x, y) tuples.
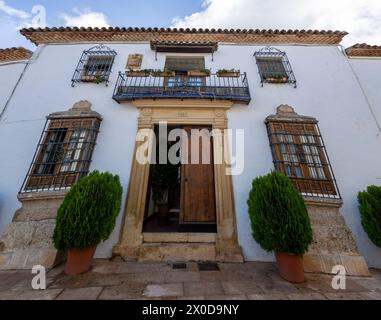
(81, 75), (105, 84)
(81, 75), (97, 82)
(265, 76), (289, 84)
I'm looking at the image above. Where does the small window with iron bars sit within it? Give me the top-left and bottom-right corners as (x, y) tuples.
(71, 44), (117, 86)
(254, 47), (297, 87)
(265, 120), (341, 199)
(20, 116), (101, 193)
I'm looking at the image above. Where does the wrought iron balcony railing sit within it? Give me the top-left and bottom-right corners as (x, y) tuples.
(112, 72), (251, 104)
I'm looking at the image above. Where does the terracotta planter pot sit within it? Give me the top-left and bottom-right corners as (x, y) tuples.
(125, 71), (150, 77)
(266, 77), (288, 83)
(152, 71), (175, 77)
(275, 252), (305, 283)
(81, 75), (96, 82)
(157, 204), (169, 218)
(65, 246), (96, 275)
(217, 72), (240, 78)
(187, 70), (210, 77)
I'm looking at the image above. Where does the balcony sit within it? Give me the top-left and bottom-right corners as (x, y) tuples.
(112, 71), (251, 104)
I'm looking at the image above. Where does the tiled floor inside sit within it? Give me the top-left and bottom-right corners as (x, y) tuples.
(1, 259), (381, 300)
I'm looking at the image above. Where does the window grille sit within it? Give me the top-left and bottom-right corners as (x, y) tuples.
(254, 46), (297, 87)
(20, 116), (101, 193)
(71, 44), (117, 87)
(266, 120), (340, 199)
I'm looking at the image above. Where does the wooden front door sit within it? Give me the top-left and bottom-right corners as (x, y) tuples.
(180, 126), (216, 224)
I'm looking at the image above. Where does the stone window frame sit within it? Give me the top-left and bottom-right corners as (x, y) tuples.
(265, 105), (341, 199)
(20, 101), (102, 193)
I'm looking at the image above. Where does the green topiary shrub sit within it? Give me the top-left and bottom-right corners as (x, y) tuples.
(247, 171), (312, 255)
(53, 170), (123, 251)
(358, 185), (381, 247)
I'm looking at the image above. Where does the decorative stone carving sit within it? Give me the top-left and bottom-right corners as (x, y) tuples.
(141, 108), (152, 116)
(214, 109), (225, 118)
(49, 100), (102, 120)
(265, 104), (317, 123)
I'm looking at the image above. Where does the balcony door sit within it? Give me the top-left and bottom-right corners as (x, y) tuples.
(164, 56), (205, 88)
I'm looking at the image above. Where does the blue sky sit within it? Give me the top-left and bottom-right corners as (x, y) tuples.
(0, 0), (204, 49)
(1, 0), (381, 49)
(6, 0), (203, 26)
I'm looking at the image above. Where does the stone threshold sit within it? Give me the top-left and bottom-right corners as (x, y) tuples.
(142, 232), (216, 243)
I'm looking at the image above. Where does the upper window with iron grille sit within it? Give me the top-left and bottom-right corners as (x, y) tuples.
(20, 102), (102, 193)
(254, 47), (297, 87)
(265, 106), (340, 199)
(71, 45), (117, 86)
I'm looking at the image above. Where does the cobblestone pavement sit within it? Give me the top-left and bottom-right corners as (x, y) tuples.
(1, 259), (381, 300)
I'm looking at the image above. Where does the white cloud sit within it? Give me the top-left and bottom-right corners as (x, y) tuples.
(172, 0), (381, 46)
(0, 1), (45, 48)
(0, 0), (30, 19)
(61, 8), (110, 28)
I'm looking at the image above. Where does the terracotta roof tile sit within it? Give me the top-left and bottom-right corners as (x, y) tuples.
(346, 43), (381, 57)
(20, 27), (348, 45)
(0, 47), (33, 62)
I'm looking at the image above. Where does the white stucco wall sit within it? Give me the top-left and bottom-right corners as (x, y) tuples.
(1, 42), (381, 266)
(0, 61), (26, 117)
(349, 57), (381, 127)
(0, 60), (28, 235)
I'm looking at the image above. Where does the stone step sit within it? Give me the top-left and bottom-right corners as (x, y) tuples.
(137, 243), (216, 262)
(142, 232), (216, 243)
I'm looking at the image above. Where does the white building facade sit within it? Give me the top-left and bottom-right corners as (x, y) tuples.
(0, 28), (380, 274)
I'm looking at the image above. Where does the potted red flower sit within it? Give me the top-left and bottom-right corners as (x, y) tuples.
(53, 171), (122, 275)
(247, 171), (312, 283)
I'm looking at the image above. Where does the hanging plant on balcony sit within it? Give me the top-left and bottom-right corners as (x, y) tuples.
(187, 69), (211, 77)
(264, 73), (289, 83)
(216, 69), (240, 77)
(125, 68), (153, 77)
(151, 69), (176, 77)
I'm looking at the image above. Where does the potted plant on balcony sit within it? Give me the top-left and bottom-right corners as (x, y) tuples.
(247, 171), (312, 283)
(53, 170), (123, 275)
(264, 73), (289, 83)
(187, 69), (211, 77)
(125, 68), (153, 77)
(151, 69), (176, 77)
(358, 185), (381, 248)
(216, 68), (240, 77)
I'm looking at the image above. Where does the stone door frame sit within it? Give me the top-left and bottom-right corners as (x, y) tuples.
(113, 99), (243, 262)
